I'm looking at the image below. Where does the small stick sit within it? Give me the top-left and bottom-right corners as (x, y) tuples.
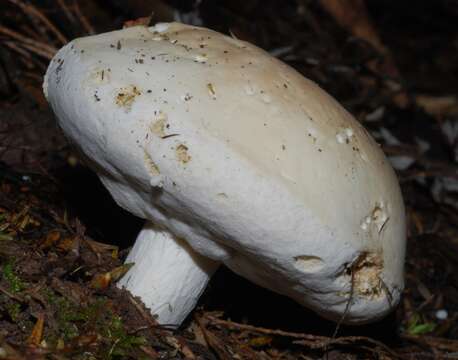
(73, 1), (95, 35)
(127, 292), (159, 329)
(331, 267), (355, 339)
(325, 267), (355, 359)
(0, 25), (57, 57)
(206, 313), (401, 358)
(2, 41), (33, 60)
(55, 0), (77, 25)
(16, 42), (55, 60)
(6, 0), (68, 45)
(205, 314), (327, 341)
(0, 285), (25, 303)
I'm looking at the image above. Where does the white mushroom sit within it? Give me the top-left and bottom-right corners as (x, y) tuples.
(43, 22), (406, 325)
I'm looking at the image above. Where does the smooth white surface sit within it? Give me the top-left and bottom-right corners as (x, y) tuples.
(118, 222), (219, 325)
(44, 22), (406, 324)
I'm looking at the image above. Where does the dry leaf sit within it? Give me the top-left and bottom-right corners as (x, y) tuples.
(27, 313), (45, 346)
(90, 263), (134, 289)
(40, 230), (61, 249)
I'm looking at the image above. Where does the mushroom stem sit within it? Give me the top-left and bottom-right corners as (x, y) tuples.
(117, 222), (220, 325)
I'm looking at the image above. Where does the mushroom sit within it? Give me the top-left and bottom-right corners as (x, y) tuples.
(43, 22), (406, 325)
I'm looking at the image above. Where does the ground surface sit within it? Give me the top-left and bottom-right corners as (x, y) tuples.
(0, 0), (458, 359)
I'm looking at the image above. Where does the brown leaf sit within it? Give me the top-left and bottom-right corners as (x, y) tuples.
(40, 230), (61, 249)
(56, 235), (79, 253)
(89, 263), (134, 289)
(248, 336), (273, 347)
(85, 238), (118, 256)
(415, 95), (458, 117)
(27, 313), (45, 346)
(89, 272), (111, 290)
(123, 16), (151, 28)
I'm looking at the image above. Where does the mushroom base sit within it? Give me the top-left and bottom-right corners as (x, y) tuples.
(117, 222), (220, 325)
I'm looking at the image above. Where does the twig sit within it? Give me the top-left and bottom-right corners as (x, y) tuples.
(55, 0), (77, 25)
(325, 267), (356, 358)
(294, 336), (402, 358)
(127, 292), (159, 330)
(205, 313), (402, 358)
(2, 41), (33, 61)
(196, 316), (233, 360)
(15, 42), (55, 60)
(205, 314), (327, 341)
(331, 268), (355, 339)
(6, 0), (68, 45)
(0, 285), (25, 303)
(15, 23), (43, 43)
(126, 293), (196, 358)
(73, 1), (95, 35)
(0, 25), (56, 58)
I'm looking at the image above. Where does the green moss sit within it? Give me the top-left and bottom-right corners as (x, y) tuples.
(43, 290), (146, 358)
(5, 301), (21, 321)
(0, 231), (13, 241)
(406, 313), (436, 335)
(2, 260), (25, 293)
(106, 315), (147, 358)
(44, 290), (81, 340)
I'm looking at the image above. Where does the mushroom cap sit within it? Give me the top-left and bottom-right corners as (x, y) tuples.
(44, 22), (406, 324)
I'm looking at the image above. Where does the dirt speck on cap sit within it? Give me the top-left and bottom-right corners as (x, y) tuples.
(150, 113), (168, 137)
(353, 252), (384, 299)
(143, 150), (160, 176)
(115, 85), (141, 110)
(176, 144), (191, 164)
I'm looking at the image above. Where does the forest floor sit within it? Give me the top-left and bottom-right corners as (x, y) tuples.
(0, 0), (458, 359)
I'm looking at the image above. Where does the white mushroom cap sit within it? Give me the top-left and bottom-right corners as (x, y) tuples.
(44, 22), (406, 324)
